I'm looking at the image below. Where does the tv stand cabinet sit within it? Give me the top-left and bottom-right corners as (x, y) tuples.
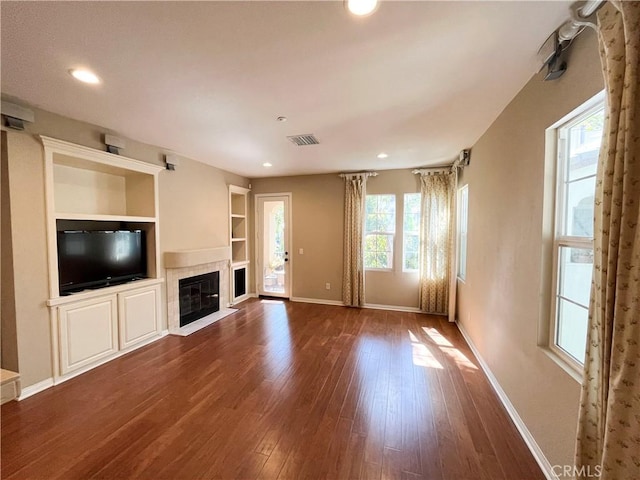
(41, 137), (165, 385)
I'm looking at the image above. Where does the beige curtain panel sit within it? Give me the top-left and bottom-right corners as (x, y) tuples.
(342, 176), (366, 307)
(418, 172), (454, 314)
(575, 2), (640, 479)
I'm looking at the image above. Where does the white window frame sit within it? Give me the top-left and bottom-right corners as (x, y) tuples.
(457, 185), (468, 281)
(402, 193), (421, 273)
(548, 93), (604, 375)
(364, 194), (396, 271)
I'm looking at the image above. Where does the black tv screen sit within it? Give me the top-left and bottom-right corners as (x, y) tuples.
(57, 230), (146, 294)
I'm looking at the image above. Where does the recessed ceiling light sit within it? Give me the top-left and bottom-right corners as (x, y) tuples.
(69, 68), (101, 84)
(377, 152), (389, 159)
(346, 0), (378, 16)
(263, 162), (272, 167)
(276, 116), (287, 122)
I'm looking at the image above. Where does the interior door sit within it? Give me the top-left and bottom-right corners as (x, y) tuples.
(256, 194), (291, 298)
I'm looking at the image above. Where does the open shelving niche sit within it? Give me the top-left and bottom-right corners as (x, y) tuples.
(229, 185), (250, 304)
(41, 136), (166, 385)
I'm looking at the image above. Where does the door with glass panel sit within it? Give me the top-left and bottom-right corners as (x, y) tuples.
(256, 194), (291, 298)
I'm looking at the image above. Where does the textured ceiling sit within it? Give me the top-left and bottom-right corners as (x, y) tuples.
(1, 1), (570, 177)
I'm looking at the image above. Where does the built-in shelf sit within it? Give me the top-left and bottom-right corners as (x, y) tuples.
(55, 213), (156, 223)
(42, 135), (164, 299)
(41, 136), (166, 386)
(229, 185), (250, 304)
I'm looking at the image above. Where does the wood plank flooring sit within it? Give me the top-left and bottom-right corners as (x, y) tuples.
(1, 299), (544, 479)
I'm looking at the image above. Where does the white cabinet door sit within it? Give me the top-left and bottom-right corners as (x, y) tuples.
(118, 285), (161, 350)
(58, 296), (118, 375)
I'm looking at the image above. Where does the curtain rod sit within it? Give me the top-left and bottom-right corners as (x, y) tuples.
(412, 167), (452, 175)
(558, 0), (604, 41)
(339, 172), (378, 179)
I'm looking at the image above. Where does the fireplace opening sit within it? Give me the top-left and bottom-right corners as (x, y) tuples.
(179, 271), (220, 327)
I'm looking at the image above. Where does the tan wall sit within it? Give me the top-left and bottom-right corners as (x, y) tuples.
(250, 169), (421, 307)
(457, 29), (603, 468)
(159, 158), (244, 254)
(4, 133), (52, 386)
(1, 100), (248, 388)
(250, 174), (344, 302)
(1, 131), (19, 373)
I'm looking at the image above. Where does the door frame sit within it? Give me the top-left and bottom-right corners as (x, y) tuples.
(254, 192), (293, 298)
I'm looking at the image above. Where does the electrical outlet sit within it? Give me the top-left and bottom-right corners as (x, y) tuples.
(299, 248), (304, 255)
(325, 283), (331, 290)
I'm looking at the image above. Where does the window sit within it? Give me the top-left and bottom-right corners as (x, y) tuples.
(403, 193), (421, 271)
(457, 185), (468, 280)
(551, 99), (604, 367)
(364, 194), (395, 269)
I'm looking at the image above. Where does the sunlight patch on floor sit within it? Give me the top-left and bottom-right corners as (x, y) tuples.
(408, 330), (443, 369)
(261, 299), (285, 304)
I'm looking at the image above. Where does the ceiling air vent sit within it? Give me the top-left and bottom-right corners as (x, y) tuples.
(287, 134), (319, 146)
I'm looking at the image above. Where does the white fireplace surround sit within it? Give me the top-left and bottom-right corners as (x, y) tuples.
(164, 247), (231, 333)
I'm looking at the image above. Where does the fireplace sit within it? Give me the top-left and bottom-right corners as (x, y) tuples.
(179, 272), (220, 327)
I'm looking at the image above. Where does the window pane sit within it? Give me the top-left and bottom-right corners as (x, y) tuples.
(378, 213), (395, 233)
(567, 108), (604, 181)
(566, 176), (596, 237)
(376, 252), (391, 269)
(404, 193), (421, 214)
(557, 298), (589, 363)
(365, 195), (396, 269)
(366, 196), (377, 214)
(558, 246), (593, 308)
(403, 194), (421, 271)
(404, 252), (419, 271)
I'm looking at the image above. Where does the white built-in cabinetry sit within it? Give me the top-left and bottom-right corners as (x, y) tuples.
(42, 136), (165, 384)
(229, 185), (250, 304)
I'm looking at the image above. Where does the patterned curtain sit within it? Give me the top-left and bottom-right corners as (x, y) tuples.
(418, 172), (454, 314)
(342, 176), (366, 307)
(575, 2), (640, 479)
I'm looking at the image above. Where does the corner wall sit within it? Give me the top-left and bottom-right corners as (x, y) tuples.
(456, 29), (603, 468)
(1, 131), (19, 373)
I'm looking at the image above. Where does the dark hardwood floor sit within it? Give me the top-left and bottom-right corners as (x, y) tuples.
(1, 298), (543, 480)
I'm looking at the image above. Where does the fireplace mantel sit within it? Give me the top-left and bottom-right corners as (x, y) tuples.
(164, 247), (231, 269)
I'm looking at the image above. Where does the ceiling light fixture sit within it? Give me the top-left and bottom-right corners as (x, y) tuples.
(276, 116), (287, 122)
(346, 0), (378, 16)
(377, 152), (388, 159)
(263, 162), (272, 167)
(69, 68), (101, 84)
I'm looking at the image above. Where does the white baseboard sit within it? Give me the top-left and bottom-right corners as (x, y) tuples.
(289, 297), (425, 314)
(290, 296), (344, 306)
(19, 331), (170, 400)
(363, 303), (422, 313)
(18, 377), (54, 401)
(456, 321), (558, 480)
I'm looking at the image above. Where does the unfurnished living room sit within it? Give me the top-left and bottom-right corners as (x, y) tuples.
(1, 1), (638, 479)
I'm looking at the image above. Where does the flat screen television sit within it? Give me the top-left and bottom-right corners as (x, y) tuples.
(57, 230), (146, 294)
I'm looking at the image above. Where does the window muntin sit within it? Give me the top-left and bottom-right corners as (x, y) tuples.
(552, 102), (604, 366)
(403, 193), (421, 272)
(457, 185), (468, 281)
(365, 194), (396, 270)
